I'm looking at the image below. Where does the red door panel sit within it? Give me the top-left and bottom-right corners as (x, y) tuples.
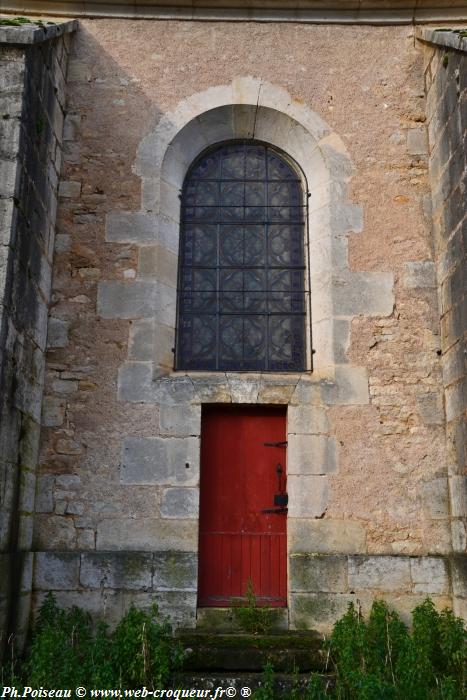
(198, 406), (287, 607)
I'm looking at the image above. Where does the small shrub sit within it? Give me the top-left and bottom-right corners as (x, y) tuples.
(253, 660), (275, 700)
(231, 580), (277, 634)
(254, 599), (465, 699)
(2, 593), (182, 691)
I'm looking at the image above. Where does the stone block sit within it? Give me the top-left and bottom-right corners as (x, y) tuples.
(402, 261), (436, 289)
(257, 382), (296, 404)
(62, 113), (80, 141)
(290, 554), (348, 593)
(153, 377), (196, 405)
(451, 555), (467, 598)
(290, 592), (357, 633)
(41, 396), (65, 427)
(288, 435), (337, 475)
(121, 436), (199, 486)
(128, 320), (175, 368)
(138, 244), (178, 288)
(160, 488), (199, 519)
(288, 476), (329, 517)
(348, 556), (411, 591)
(97, 280), (177, 327)
(33, 515), (77, 550)
(58, 180), (81, 198)
(451, 520), (466, 553)
(154, 324), (176, 368)
(410, 557), (450, 594)
(77, 529), (95, 549)
(151, 591), (197, 628)
(0, 158), (19, 196)
(106, 212), (156, 244)
(416, 392), (444, 426)
(97, 281), (159, 319)
(33, 552), (79, 590)
(421, 478), (450, 519)
(153, 551), (197, 591)
(449, 476), (467, 518)
(51, 379), (78, 394)
(225, 375), (260, 403)
(407, 127), (428, 155)
(96, 518), (198, 551)
(159, 405), (201, 437)
(332, 319), (351, 364)
(288, 519), (367, 554)
(322, 367), (369, 405)
(34, 472), (55, 513)
(118, 362), (156, 403)
(128, 319), (155, 361)
(287, 405), (329, 435)
(332, 272), (394, 317)
(47, 317), (69, 349)
(80, 552), (152, 589)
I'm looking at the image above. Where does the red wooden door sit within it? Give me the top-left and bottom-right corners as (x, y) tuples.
(198, 405), (287, 607)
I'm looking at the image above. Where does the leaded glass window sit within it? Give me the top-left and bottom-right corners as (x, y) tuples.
(176, 141), (307, 371)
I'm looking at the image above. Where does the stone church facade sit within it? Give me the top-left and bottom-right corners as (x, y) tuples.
(0, 2), (466, 651)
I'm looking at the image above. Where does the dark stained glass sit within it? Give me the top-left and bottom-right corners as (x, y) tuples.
(176, 141), (307, 371)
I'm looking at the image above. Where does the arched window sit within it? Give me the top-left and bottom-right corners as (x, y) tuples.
(176, 141), (307, 372)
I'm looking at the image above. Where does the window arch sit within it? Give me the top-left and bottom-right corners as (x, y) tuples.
(175, 140), (307, 372)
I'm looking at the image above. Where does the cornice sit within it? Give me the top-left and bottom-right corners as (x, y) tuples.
(1, 1), (467, 25)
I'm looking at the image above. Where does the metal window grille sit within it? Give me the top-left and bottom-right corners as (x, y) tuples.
(175, 141), (309, 372)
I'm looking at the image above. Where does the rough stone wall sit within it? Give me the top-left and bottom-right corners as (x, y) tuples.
(421, 29), (467, 620)
(33, 20), (455, 630)
(0, 23), (75, 653)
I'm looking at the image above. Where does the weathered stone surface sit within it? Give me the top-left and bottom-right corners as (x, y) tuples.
(121, 436), (199, 486)
(402, 261), (436, 289)
(138, 244), (177, 288)
(290, 592), (357, 632)
(288, 519), (367, 554)
(288, 476), (329, 517)
(33, 552), (80, 590)
(106, 212), (156, 244)
(332, 272), (394, 317)
(287, 405), (329, 435)
(153, 551), (197, 590)
(421, 478), (450, 519)
(159, 405), (201, 436)
(96, 518), (198, 551)
(290, 555), (348, 593)
(287, 434), (337, 475)
(450, 555), (467, 598)
(449, 476), (467, 518)
(98, 280), (176, 325)
(128, 319), (156, 361)
(59, 180), (81, 198)
(160, 488), (199, 519)
(416, 392), (444, 425)
(407, 127), (428, 155)
(33, 515), (77, 550)
(321, 367), (369, 405)
(80, 552), (152, 589)
(117, 362), (156, 402)
(410, 557), (450, 594)
(47, 317), (69, 349)
(35, 475), (55, 513)
(348, 556), (411, 591)
(41, 396), (65, 427)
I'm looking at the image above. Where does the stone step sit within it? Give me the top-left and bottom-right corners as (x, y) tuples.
(177, 631), (326, 673)
(196, 606), (289, 631)
(176, 672), (333, 697)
